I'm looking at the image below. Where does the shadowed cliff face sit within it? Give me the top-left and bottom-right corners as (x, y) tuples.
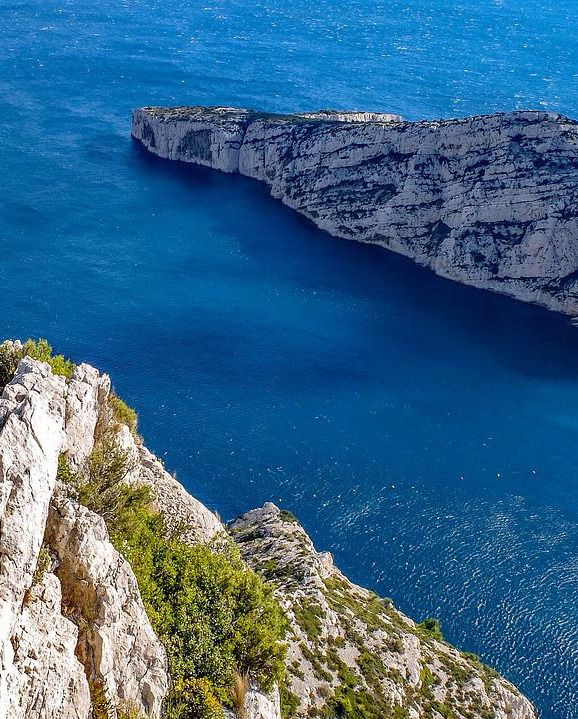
(132, 106), (578, 315)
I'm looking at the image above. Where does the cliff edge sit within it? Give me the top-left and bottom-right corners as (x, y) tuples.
(132, 106), (578, 315)
(0, 341), (537, 719)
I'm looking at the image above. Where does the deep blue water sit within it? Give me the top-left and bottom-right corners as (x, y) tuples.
(2, 0), (578, 716)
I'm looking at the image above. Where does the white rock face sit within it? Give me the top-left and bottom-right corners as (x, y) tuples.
(46, 496), (168, 717)
(0, 359), (68, 719)
(3, 565), (91, 719)
(64, 363), (111, 467)
(132, 106), (578, 315)
(243, 685), (281, 719)
(0, 358), (169, 719)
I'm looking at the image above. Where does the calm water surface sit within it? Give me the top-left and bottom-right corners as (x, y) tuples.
(2, 1), (578, 717)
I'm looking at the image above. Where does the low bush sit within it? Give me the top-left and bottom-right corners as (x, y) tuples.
(109, 393), (139, 435)
(60, 438), (146, 535)
(417, 617), (444, 642)
(164, 678), (225, 719)
(0, 338), (75, 388)
(117, 700), (148, 719)
(32, 546), (52, 586)
(61, 435), (287, 719)
(279, 509), (299, 524)
(280, 685), (301, 718)
(0, 342), (21, 388)
(23, 338), (75, 379)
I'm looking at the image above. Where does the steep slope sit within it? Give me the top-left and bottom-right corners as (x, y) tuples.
(230, 504), (535, 719)
(0, 353), (169, 719)
(0, 343), (537, 718)
(132, 106), (578, 315)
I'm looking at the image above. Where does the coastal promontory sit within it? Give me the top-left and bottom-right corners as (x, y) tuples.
(132, 106), (578, 315)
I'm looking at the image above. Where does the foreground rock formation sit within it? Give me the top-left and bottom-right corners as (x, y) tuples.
(132, 106), (578, 315)
(0, 343), (537, 718)
(0, 356), (168, 719)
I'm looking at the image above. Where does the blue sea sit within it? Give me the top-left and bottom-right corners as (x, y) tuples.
(2, 1), (578, 716)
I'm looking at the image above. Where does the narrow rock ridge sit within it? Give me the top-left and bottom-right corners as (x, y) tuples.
(132, 105), (578, 315)
(230, 503), (536, 719)
(0, 348), (537, 718)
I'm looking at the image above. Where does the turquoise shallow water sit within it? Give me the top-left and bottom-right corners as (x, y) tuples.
(2, 1), (578, 716)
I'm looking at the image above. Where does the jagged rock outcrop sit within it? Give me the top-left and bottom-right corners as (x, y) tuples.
(0, 353), (169, 719)
(230, 503), (536, 719)
(5, 570), (91, 718)
(132, 105), (578, 315)
(45, 496), (168, 717)
(0, 347), (537, 719)
(0, 348), (275, 719)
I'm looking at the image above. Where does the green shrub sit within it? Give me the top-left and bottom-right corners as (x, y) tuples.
(64, 437), (287, 718)
(0, 338), (76, 388)
(117, 700), (148, 719)
(109, 393), (139, 435)
(32, 546), (52, 586)
(164, 678), (225, 719)
(279, 509), (299, 524)
(462, 651), (480, 662)
(23, 338), (75, 379)
(0, 342), (21, 388)
(417, 617), (444, 642)
(59, 438), (146, 535)
(116, 515), (287, 697)
(293, 598), (324, 644)
(280, 684), (301, 718)
(89, 678), (115, 719)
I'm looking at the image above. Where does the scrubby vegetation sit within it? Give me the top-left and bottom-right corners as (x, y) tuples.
(279, 509), (299, 524)
(417, 617), (444, 642)
(32, 545), (52, 586)
(23, 338), (76, 378)
(0, 338), (75, 388)
(0, 342), (20, 388)
(279, 685), (301, 717)
(109, 393), (139, 436)
(117, 701), (148, 719)
(59, 429), (287, 719)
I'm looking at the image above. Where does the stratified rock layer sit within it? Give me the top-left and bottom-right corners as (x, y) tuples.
(132, 106), (578, 314)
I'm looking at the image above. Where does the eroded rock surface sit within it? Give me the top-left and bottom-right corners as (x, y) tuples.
(132, 106), (578, 314)
(0, 356), (168, 719)
(46, 495), (168, 718)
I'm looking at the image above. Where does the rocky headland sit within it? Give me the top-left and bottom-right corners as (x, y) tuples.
(0, 339), (536, 719)
(132, 106), (578, 315)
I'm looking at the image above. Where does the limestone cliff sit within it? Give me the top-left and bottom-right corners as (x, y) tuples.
(132, 106), (578, 315)
(0, 354), (169, 719)
(0, 344), (537, 719)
